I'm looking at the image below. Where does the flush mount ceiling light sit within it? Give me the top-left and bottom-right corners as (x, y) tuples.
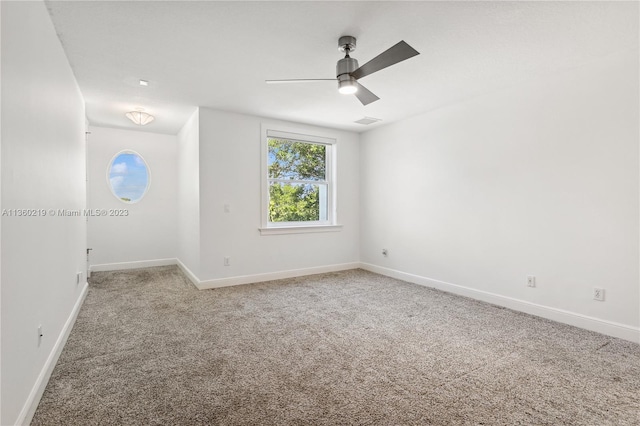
(125, 108), (155, 125)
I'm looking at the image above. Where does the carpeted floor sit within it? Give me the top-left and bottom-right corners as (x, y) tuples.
(31, 266), (639, 425)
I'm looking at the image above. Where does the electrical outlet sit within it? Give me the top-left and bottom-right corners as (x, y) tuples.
(527, 275), (536, 288)
(593, 288), (605, 301)
(382, 249), (388, 257)
(224, 256), (231, 266)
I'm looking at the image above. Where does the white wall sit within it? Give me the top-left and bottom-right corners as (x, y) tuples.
(360, 50), (639, 340)
(1, 1), (87, 424)
(87, 126), (178, 270)
(177, 110), (201, 278)
(197, 108), (360, 282)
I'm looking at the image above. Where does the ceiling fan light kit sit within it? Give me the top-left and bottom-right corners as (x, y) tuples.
(338, 76), (358, 94)
(266, 35), (419, 105)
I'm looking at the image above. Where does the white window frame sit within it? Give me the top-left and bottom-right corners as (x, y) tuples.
(260, 124), (341, 235)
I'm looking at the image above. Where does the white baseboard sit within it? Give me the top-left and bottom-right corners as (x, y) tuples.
(176, 259), (200, 288)
(360, 263), (640, 344)
(196, 262), (361, 290)
(90, 258), (177, 273)
(89, 259), (360, 292)
(17, 282), (89, 426)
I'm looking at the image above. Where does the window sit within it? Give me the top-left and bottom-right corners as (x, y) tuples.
(107, 150), (150, 203)
(268, 139), (327, 222)
(261, 126), (340, 235)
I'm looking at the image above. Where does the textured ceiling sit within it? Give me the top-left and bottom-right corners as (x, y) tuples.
(45, 1), (638, 135)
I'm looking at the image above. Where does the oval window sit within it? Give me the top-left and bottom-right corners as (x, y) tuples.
(107, 151), (150, 203)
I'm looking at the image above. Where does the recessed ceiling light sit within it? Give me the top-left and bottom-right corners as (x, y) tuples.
(139, 79), (149, 86)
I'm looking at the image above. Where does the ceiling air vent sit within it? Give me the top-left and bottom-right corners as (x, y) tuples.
(354, 117), (382, 125)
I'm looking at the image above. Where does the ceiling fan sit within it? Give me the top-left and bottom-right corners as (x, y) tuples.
(266, 36), (420, 106)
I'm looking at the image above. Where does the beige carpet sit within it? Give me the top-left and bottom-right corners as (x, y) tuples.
(31, 266), (639, 425)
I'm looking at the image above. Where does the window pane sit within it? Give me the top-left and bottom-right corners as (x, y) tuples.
(269, 182), (327, 223)
(268, 138), (326, 181)
(108, 152), (149, 203)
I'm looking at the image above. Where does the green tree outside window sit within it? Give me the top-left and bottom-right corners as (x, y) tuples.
(268, 138), (328, 223)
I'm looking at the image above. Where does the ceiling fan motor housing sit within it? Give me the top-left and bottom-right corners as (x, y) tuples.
(337, 57), (359, 93)
(336, 57), (359, 79)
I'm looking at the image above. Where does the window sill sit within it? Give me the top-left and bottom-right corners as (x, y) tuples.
(259, 224), (343, 236)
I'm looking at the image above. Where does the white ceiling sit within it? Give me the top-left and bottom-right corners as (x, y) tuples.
(45, 1), (638, 135)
